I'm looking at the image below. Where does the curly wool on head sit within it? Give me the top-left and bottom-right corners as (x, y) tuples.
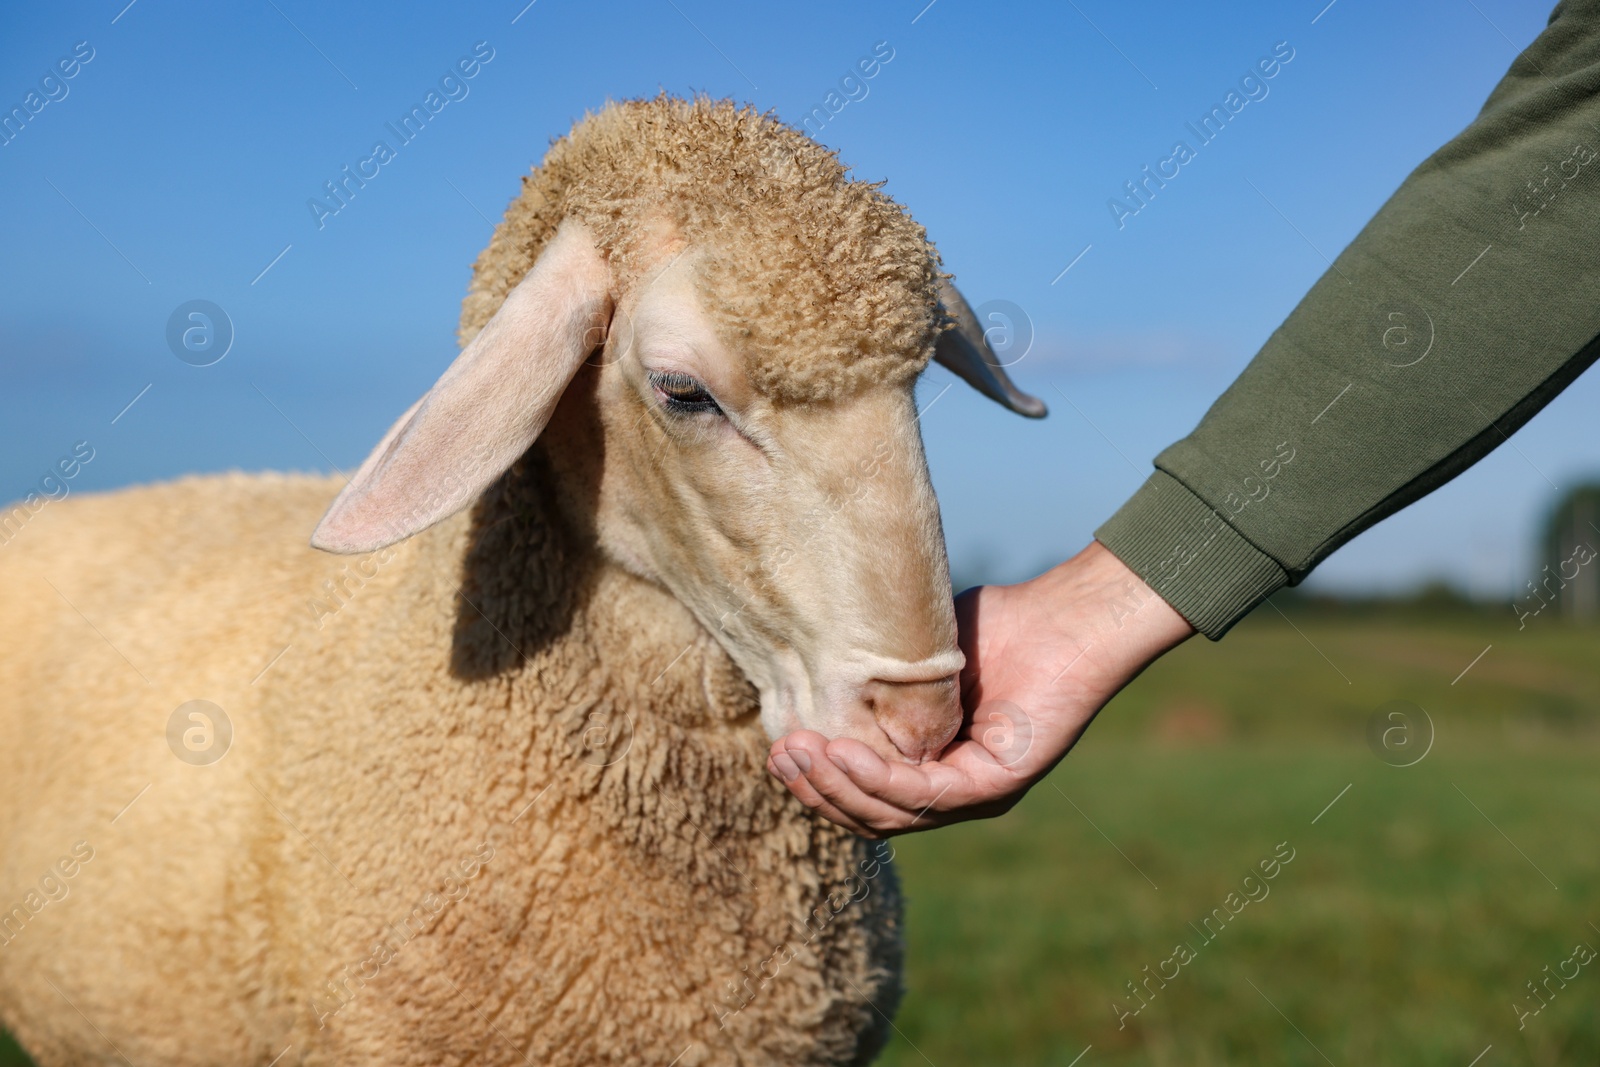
(459, 94), (945, 404)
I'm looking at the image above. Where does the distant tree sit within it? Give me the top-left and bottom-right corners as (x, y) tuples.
(1540, 483), (1600, 620)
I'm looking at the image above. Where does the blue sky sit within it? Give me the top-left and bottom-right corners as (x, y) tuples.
(0, 0), (1585, 597)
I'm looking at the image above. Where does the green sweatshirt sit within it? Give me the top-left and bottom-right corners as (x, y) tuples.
(1096, 0), (1600, 639)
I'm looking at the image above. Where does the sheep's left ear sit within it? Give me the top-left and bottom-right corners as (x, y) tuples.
(934, 278), (1048, 418)
(311, 220), (611, 554)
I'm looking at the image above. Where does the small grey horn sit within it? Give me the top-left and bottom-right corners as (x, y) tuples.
(933, 278), (1048, 418)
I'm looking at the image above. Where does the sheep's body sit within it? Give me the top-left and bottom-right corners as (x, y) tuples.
(0, 94), (1009, 1066)
(0, 465), (902, 1066)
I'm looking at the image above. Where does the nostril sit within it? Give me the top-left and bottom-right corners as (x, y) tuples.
(862, 674), (962, 763)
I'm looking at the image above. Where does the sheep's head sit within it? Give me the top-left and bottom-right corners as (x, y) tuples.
(311, 97), (1045, 764)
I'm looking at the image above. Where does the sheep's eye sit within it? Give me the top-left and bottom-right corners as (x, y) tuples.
(649, 371), (721, 415)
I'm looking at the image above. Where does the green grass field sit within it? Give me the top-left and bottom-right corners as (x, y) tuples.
(878, 610), (1600, 1067)
(3, 610), (1595, 1066)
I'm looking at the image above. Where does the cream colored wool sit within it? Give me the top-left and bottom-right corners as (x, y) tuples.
(0, 96), (939, 1066)
(462, 95), (943, 403)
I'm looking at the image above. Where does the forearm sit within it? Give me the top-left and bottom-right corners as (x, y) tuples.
(1099, 0), (1600, 638)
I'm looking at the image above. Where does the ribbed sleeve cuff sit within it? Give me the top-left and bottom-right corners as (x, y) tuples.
(1094, 471), (1289, 640)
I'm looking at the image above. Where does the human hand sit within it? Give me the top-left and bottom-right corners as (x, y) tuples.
(766, 540), (1195, 836)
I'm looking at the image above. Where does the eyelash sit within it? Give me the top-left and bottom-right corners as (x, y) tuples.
(648, 371), (721, 415)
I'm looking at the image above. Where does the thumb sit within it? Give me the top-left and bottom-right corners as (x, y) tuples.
(953, 584), (987, 703)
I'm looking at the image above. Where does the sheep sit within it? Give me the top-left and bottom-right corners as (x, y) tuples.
(0, 95), (1044, 1067)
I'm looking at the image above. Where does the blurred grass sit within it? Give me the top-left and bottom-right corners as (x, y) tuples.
(2, 611), (1595, 1066)
(878, 610), (1600, 1067)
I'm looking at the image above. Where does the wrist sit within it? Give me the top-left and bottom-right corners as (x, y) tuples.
(1031, 540), (1195, 670)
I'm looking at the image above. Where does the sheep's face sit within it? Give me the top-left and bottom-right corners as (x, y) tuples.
(584, 248), (963, 763)
(312, 217), (1044, 767)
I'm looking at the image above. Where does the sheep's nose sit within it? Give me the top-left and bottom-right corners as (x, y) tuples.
(862, 675), (962, 764)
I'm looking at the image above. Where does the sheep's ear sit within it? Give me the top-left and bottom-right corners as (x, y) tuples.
(933, 278), (1048, 419)
(311, 220), (611, 554)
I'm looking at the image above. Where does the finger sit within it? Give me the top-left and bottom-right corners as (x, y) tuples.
(806, 737), (1004, 833)
(953, 586), (985, 701)
(821, 738), (945, 811)
(764, 755), (883, 838)
(767, 752), (880, 837)
(827, 736), (1013, 820)
(782, 733), (919, 831)
(768, 738), (887, 836)
(780, 733), (925, 834)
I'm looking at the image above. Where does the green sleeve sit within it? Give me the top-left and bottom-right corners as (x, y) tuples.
(1096, 0), (1600, 639)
